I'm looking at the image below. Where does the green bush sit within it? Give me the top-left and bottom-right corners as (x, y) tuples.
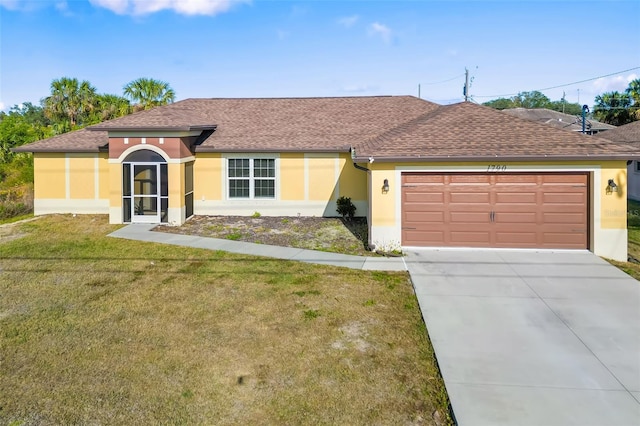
(336, 196), (356, 219)
(0, 184), (33, 220)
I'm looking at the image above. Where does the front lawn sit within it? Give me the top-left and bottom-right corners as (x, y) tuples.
(608, 199), (640, 280)
(0, 215), (450, 425)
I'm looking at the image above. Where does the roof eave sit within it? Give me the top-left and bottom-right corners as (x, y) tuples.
(12, 147), (104, 154)
(87, 125), (217, 132)
(196, 146), (351, 153)
(354, 154), (640, 163)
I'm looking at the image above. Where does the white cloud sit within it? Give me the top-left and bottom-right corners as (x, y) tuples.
(0, 0), (43, 11)
(88, 0), (248, 16)
(0, 101), (5, 112)
(0, 0), (19, 9)
(591, 73), (637, 94)
(368, 22), (392, 44)
(338, 15), (359, 28)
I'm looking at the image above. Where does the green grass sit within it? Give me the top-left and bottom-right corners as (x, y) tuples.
(0, 214), (452, 425)
(607, 199), (640, 280)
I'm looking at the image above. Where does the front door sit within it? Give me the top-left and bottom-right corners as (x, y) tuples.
(132, 163), (161, 223)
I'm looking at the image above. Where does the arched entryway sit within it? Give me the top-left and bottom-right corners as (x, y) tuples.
(122, 149), (168, 223)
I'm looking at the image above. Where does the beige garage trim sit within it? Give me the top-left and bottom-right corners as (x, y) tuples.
(401, 172), (589, 249)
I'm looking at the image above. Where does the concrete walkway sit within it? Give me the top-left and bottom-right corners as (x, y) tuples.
(406, 248), (640, 426)
(108, 224), (406, 271)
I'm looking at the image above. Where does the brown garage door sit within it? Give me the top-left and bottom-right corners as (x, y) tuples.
(401, 173), (588, 249)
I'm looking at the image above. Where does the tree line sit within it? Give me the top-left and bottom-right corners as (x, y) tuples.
(0, 77), (175, 164)
(482, 79), (640, 127)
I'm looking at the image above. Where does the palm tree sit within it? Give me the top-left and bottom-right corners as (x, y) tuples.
(123, 78), (175, 111)
(626, 78), (640, 120)
(92, 94), (131, 123)
(592, 91), (633, 126)
(43, 77), (97, 128)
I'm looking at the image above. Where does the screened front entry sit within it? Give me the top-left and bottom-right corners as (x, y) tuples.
(122, 150), (168, 223)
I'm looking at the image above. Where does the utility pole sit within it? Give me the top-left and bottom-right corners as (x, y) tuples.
(463, 68), (469, 102)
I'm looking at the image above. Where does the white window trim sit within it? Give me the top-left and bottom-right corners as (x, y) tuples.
(222, 154), (280, 200)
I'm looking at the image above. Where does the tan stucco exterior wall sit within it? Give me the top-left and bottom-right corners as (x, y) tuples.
(600, 162), (627, 229)
(33, 152), (109, 216)
(308, 154), (338, 201)
(68, 154), (97, 199)
(280, 153), (305, 200)
(33, 153), (66, 199)
(193, 152), (368, 217)
(193, 153), (222, 202)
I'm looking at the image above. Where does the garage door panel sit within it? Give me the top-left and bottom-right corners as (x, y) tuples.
(495, 192), (537, 204)
(450, 211), (490, 223)
(405, 211), (444, 222)
(401, 172), (588, 249)
(495, 212), (537, 223)
(495, 232), (538, 244)
(543, 193), (586, 204)
(404, 192), (444, 203)
(403, 174), (445, 184)
(495, 174), (538, 184)
(542, 174), (587, 184)
(403, 230), (445, 245)
(450, 175), (491, 184)
(542, 232), (587, 247)
(543, 212), (586, 224)
(450, 231), (491, 244)
(450, 192), (490, 203)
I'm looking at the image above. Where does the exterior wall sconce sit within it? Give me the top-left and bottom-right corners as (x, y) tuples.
(606, 179), (618, 194)
(382, 178), (390, 193)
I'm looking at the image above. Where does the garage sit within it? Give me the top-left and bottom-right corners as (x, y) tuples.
(401, 172), (588, 249)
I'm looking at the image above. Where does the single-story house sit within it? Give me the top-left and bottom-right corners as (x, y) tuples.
(15, 96), (638, 261)
(501, 107), (616, 135)
(595, 120), (640, 201)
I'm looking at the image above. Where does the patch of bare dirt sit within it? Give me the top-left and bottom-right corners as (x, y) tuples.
(154, 215), (375, 256)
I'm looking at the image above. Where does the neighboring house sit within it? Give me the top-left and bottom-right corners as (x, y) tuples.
(502, 108), (616, 134)
(15, 96), (638, 261)
(595, 120), (640, 201)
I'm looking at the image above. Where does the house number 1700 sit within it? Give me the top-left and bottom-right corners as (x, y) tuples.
(487, 165), (507, 172)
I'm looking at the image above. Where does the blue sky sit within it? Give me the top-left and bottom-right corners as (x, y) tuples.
(1, 0), (639, 112)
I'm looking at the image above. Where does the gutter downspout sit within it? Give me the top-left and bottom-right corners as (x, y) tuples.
(351, 148), (373, 250)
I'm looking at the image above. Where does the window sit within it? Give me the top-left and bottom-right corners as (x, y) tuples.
(635, 161), (640, 173)
(228, 158), (275, 199)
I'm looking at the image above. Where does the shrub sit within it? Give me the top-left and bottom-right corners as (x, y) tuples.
(0, 184), (33, 220)
(336, 196), (356, 219)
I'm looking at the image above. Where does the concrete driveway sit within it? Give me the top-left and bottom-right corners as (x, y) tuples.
(406, 249), (640, 426)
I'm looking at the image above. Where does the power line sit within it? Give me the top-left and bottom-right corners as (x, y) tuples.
(473, 66), (640, 99)
(420, 73), (465, 85)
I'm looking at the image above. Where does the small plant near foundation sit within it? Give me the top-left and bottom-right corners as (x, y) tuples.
(336, 196), (356, 220)
(252, 211), (261, 218)
(374, 240), (403, 256)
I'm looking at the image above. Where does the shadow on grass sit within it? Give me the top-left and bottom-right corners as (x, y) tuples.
(339, 217), (369, 251)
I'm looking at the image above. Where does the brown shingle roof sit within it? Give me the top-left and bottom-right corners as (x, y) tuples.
(355, 102), (639, 161)
(594, 120), (640, 143)
(16, 96), (439, 153)
(13, 128), (108, 153)
(14, 97), (638, 160)
(501, 108), (616, 132)
(88, 101), (216, 131)
(184, 96), (439, 151)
